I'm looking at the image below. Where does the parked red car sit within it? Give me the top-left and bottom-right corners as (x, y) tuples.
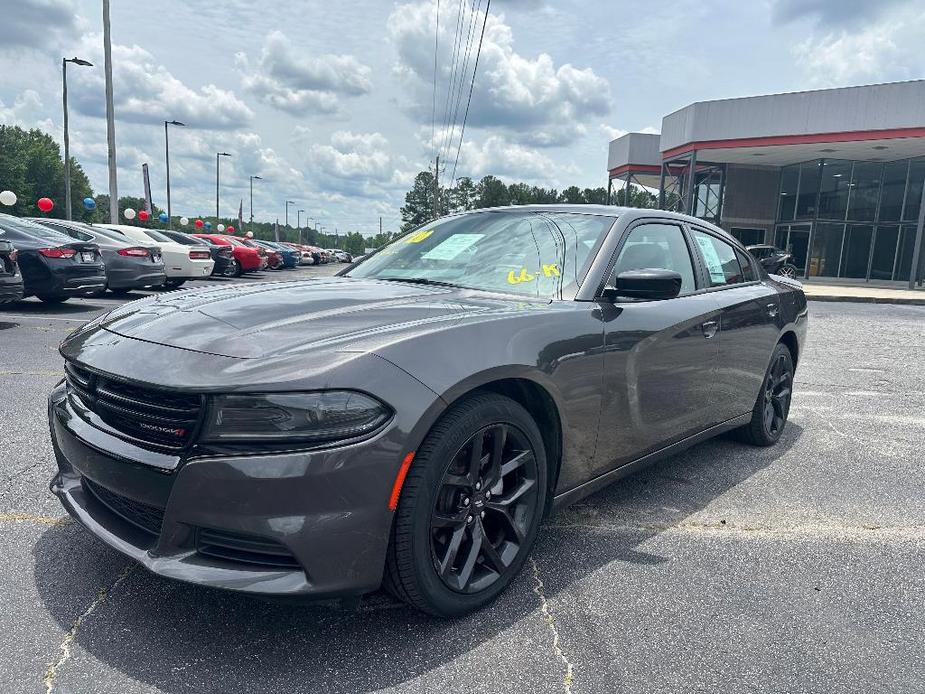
(192, 234), (262, 276)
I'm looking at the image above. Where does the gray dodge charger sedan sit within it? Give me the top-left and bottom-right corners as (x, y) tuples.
(49, 205), (807, 617)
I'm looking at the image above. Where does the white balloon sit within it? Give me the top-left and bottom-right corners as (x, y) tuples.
(216, 224), (225, 232)
(179, 217), (189, 226)
(123, 207), (136, 220)
(0, 190), (16, 206)
(245, 231), (254, 238)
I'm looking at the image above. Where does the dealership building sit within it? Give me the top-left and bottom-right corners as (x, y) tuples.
(607, 80), (925, 288)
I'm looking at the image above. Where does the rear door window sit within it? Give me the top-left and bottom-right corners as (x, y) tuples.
(690, 229), (744, 286)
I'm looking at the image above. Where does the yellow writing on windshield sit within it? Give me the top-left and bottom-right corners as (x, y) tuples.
(542, 263), (561, 277)
(405, 230), (434, 244)
(507, 268), (536, 284)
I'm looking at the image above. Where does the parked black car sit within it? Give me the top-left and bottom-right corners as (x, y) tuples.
(34, 219), (166, 295)
(747, 244), (800, 279)
(0, 213), (105, 303)
(158, 229), (235, 277)
(49, 205), (807, 616)
(0, 236), (24, 303)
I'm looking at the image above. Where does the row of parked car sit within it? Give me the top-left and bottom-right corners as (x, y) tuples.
(0, 212), (353, 304)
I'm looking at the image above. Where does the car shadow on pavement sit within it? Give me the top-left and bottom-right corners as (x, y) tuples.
(33, 424), (802, 693)
(6, 298), (114, 315)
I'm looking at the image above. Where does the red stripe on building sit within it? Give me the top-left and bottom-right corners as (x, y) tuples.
(608, 164), (662, 177)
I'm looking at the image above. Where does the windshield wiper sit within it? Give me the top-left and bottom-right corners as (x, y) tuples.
(376, 277), (460, 288)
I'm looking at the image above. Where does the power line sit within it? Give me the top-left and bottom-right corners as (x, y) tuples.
(450, 0), (490, 183)
(438, 0), (468, 163)
(445, 0), (481, 168)
(430, 0), (440, 169)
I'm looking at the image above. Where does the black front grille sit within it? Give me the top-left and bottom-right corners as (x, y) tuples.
(65, 362), (202, 452)
(82, 477), (165, 536)
(196, 527), (301, 569)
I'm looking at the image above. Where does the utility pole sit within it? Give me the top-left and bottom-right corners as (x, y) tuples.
(102, 0), (118, 223)
(379, 216), (382, 238)
(249, 175), (262, 223)
(215, 152), (231, 220)
(432, 154), (440, 220)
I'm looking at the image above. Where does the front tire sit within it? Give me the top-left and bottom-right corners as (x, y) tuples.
(778, 263), (799, 279)
(37, 294), (68, 304)
(164, 279), (185, 289)
(735, 343), (794, 446)
(385, 392), (547, 617)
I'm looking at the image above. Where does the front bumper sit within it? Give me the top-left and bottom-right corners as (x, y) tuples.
(47, 381), (406, 598)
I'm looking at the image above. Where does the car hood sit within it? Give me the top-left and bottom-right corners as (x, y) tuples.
(95, 277), (536, 359)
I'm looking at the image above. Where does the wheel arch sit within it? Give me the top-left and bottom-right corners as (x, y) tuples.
(438, 372), (564, 516)
(779, 329), (799, 367)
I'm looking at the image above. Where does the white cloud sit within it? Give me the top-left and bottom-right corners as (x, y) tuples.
(0, 90), (54, 132)
(453, 135), (568, 184)
(307, 130), (415, 198)
(68, 36), (254, 130)
(388, 1), (611, 147)
(790, 3), (925, 86)
(237, 31), (372, 115)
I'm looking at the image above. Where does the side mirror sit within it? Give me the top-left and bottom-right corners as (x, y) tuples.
(606, 268), (682, 301)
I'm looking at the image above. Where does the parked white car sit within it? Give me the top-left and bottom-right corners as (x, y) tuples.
(101, 224), (214, 287)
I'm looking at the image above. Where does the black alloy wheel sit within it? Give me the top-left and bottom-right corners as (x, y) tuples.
(430, 423), (538, 594)
(385, 392), (547, 617)
(736, 342), (794, 446)
(225, 258), (241, 277)
(778, 263), (798, 279)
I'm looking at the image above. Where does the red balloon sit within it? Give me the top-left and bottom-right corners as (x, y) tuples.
(227, 226), (235, 234)
(37, 197), (54, 213)
(194, 219), (204, 229)
(138, 210), (150, 221)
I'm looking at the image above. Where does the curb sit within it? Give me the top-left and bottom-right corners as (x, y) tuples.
(807, 295), (925, 306)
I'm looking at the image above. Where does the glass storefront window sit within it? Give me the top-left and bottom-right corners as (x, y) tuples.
(895, 225), (918, 281)
(778, 165), (798, 221)
(879, 161), (908, 222)
(903, 160), (925, 221)
(869, 226), (900, 280)
(796, 161), (821, 218)
(840, 224), (873, 278)
(847, 162), (881, 222)
(817, 160), (851, 219)
(808, 223), (844, 277)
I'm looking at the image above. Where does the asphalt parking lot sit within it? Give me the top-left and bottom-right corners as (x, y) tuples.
(1, 271), (923, 694)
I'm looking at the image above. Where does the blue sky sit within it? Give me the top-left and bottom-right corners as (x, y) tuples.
(1, 0), (923, 235)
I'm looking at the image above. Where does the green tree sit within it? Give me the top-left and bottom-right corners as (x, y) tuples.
(507, 182), (534, 206)
(449, 176), (477, 212)
(558, 186), (584, 204)
(0, 125), (93, 220)
(342, 231), (366, 255)
(476, 175), (510, 208)
(400, 171), (437, 230)
(613, 185), (657, 208)
(582, 187), (608, 205)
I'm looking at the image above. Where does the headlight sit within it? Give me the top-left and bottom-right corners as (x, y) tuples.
(202, 391), (391, 444)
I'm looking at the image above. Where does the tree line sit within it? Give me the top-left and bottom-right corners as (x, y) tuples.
(400, 170), (657, 230)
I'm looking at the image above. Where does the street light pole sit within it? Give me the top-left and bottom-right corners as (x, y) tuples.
(249, 175), (262, 224)
(216, 152), (231, 220)
(102, 0), (118, 223)
(62, 56), (92, 220)
(282, 200), (294, 242)
(164, 120), (185, 229)
(298, 209), (305, 244)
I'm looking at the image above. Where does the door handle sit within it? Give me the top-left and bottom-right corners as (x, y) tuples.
(701, 320), (718, 338)
(767, 302), (779, 318)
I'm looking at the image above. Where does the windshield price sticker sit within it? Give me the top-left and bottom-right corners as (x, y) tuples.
(405, 230), (434, 244)
(421, 234), (484, 260)
(694, 236), (726, 284)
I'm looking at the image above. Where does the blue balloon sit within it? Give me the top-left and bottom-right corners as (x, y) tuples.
(158, 212), (169, 223)
(82, 197), (96, 210)
(204, 222), (212, 230)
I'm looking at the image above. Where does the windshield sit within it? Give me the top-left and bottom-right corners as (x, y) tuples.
(347, 211), (614, 298)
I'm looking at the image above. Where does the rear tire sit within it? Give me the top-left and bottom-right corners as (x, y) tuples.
(778, 263), (798, 279)
(735, 343), (794, 446)
(385, 392), (547, 617)
(37, 294), (68, 304)
(164, 279), (185, 289)
(109, 287), (132, 296)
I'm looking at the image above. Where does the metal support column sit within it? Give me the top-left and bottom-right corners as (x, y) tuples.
(909, 176), (925, 289)
(684, 150), (697, 215)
